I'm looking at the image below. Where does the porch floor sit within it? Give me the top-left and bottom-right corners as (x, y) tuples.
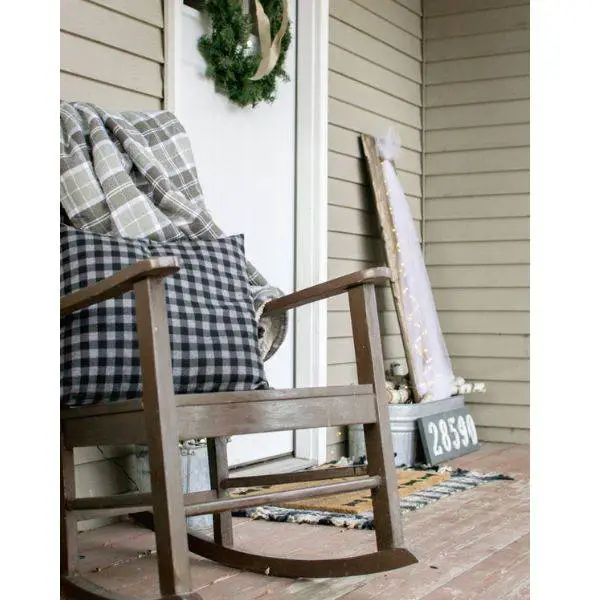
(71, 443), (529, 599)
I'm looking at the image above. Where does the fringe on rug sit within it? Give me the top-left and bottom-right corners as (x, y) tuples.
(232, 467), (514, 530)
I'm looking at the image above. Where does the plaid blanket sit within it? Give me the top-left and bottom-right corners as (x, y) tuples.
(60, 101), (287, 360)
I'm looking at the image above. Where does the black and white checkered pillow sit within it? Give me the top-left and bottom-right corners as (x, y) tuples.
(60, 224), (268, 406)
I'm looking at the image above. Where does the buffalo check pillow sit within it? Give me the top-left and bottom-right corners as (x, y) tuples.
(60, 224), (268, 406)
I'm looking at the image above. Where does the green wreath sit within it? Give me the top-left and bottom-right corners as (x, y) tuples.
(197, 0), (292, 108)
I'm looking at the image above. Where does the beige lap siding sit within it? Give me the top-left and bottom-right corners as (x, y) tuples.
(60, 0), (166, 528)
(60, 0), (164, 111)
(327, 0), (424, 460)
(423, 0), (530, 443)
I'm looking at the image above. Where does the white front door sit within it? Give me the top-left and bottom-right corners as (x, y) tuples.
(177, 2), (296, 467)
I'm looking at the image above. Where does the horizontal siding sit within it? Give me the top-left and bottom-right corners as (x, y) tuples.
(329, 72), (422, 130)
(425, 100), (529, 130)
(330, 99), (422, 153)
(426, 148), (529, 175)
(60, 33), (162, 99)
(328, 125), (423, 177)
(474, 425), (529, 444)
(426, 29), (529, 61)
(425, 53), (529, 84)
(60, 73), (161, 110)
(425, 124), (530, 152)
(425, 217), (529, 241)
(426, 195), (530, 220)
(426, 172), (529, 198)
(92, 0), (163, 26)
(330, 1), (422, 61)
(60, 0), (164, 110)
(327, 0), (423, 459)
(426, 76), (530, 107)
(428, 264), (529, 288)
(61, 0), (165, 516)
(423, 0), (530, 442)
(397, 0), (423, 17)
(426, 240), (529, 265)
(329, 45), (421, 106)
(329, 332), (528, 364)
(425, 5), (529, 39)
(352, 0), (423, 41)
(61, 0), (163, 61)
(329, 19), (420, 83)
(329, 152), (422, 194)
(425, 0), (529, 17)
(439, 311), (529, 335)
(468, 403), (529, 429)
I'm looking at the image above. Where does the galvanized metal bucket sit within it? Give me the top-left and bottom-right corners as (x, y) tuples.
(128, 443), (213, 531)
(348, 395), (465, 466)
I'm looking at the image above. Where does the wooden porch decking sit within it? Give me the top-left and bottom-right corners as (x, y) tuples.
(72, 443), (529, 599)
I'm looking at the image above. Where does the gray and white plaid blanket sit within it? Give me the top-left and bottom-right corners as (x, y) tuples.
(60, 101), (287, 360)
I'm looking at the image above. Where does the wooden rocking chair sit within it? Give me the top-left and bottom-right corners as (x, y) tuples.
(60, 262), (418, 600)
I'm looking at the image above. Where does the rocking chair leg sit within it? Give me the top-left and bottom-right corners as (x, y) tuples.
(349, 283), (405, 550)
(61, 432), (79, 576)
(207, 437), (234, 546)
(135, 278), (193, 597)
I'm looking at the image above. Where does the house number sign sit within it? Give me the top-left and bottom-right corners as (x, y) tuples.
(417, 407), (480, 465)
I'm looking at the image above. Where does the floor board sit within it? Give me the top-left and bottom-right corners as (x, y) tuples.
(68, 443), (530, 599)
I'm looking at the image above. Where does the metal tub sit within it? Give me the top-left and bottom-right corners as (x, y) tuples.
(128, 444), (213, 531)
(348, 395), (465, 466)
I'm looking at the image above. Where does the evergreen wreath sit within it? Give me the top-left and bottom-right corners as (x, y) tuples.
(197, 0), (292, 108)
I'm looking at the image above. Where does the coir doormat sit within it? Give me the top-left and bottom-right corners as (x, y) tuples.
(231, 465), (513, 530)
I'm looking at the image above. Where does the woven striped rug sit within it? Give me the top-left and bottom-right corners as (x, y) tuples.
(232, 466), (513, 530)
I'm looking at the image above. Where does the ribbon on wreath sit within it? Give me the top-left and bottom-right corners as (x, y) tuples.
(246, 0), (290, 81)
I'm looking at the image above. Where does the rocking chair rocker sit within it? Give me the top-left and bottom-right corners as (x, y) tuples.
(60, 260), (418, 600)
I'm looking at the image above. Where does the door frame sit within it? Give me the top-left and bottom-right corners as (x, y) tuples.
(292, 0), (329, 464)
(163, 0), (329, 465)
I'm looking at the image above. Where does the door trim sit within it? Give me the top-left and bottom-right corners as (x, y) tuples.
(164, 0), (329, 465)
(293, 0), (329, 464)
(163, 0), (182, 112)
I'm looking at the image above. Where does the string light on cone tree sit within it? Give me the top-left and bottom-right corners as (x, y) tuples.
(380, 158), (439, 401)
(380, 147), (486, 403)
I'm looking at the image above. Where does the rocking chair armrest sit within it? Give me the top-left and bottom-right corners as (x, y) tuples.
(262, 267), (392, 316)
(60, 257), (180, 317)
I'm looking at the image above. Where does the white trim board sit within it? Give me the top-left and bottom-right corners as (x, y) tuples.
(162, 0), (182, 112)
(292, 0), (329, 465)
(163, 0), (329, 465)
